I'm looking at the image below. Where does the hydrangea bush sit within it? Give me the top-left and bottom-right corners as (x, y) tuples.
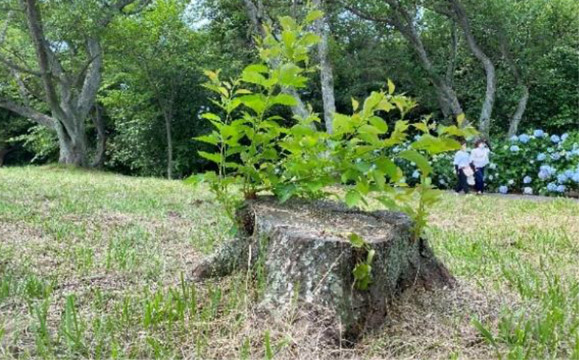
(398, 130), (579, 196)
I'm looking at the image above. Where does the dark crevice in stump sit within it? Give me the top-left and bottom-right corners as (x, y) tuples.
(192, 196), (455, 342)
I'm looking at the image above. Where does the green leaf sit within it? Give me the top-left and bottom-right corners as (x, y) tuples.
(352, 263), (372, 290)
(411, 135), (461, 154)
(345, 189), (362, 208)
(279, 16), (297, 31)
(387, 78), (395, 95)
(271, 93), (297, 106)
(412, 122), (429, 133)
(348, 233), (365, 248)
(299, 33), (320, 47)
(201, 113), (221, 122)
(398, 150), (432, 177)
(282, 30), (297, 50)
(239, 94), (268, 114)
(278, 63), (307, 88)
(198, 151), (222, 164)
(276, 183), (296, 203)
(304, 10), (324, 24)
(194, 133), (219, 146)
(368, 116), (388, 133)
(203, 70), (220, 83)
(333, 113), (354, 135)
(362, 91), (383, 116)
(374, 158), (398, 180)
(245, 64), (268, 73)
(352, 97), (359, 111)
(241, 68), (267, 87)
(235, 89), (252, 95)
(358, 124), (381, 136)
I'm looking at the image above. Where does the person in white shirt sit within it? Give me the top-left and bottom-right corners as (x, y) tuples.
(453, 140), (472, 194)
(470, 139), (490, 194)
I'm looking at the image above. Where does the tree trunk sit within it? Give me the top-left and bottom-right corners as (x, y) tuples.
(1, 0), (139, 168)
(163, 108), (174, 180)
(498, 31), (529, 138)
(0, 147), (10, 167)
(347, 3), (464, 120)
(313, 0), (336, 134)
(507, 85), (529, 137)
(243, 0), (313, 123)
(449, 0), (496, 136)
(193, 196), (454, 342)
(91, 104), (107, 168)
(55, 120), (88, 166)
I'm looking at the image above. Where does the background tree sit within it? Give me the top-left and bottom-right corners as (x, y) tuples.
(0, 0), (150, 166)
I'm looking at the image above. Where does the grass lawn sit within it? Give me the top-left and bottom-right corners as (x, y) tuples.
(1, 166), (578, 359)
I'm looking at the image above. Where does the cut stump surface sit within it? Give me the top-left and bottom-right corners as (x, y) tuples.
(193, 196), (454, 341)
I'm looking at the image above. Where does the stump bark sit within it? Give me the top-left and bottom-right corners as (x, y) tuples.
(193, 196), (454, 341)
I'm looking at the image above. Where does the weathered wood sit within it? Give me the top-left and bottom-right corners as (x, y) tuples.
(193, 196), (454, 341)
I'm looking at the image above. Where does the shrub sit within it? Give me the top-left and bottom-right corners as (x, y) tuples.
(397, 130), (579, 196)
(189, 10), (476, 238)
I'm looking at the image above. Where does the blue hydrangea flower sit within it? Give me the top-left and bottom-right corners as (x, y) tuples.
(546, 183), (557, 192)
(556, 185), (566, 193)
(537, 153), (546, 161)
(534, 129), (545, 138)
(412, 170), (420, 179)
(523, 187), (533, 195)
(510, 135), (519, 142)
(557, 174), (568, 183)
(508, 179), (514, 185)
(551, 153), (561, 161)
(551, 135), (561, 143)
(573, 173), (579, 183)
(518, 134), (530, 143)
(489, 163), (497, 170)
(565, 170), (574, 177)
(538, 170), (549, 180)
(499, 186), (508, 194)
(510, 145), (520, 152)
(561, 133), (569, 142)
(540, 165), (556, 175)
(523, 176), (532, 184)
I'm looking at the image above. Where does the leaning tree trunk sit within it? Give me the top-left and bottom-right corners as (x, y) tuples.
(449, 0), (496, 136)
(193, 196), (454, 342)
(351, 1), (464, 120)
(507, 85), (529, 137)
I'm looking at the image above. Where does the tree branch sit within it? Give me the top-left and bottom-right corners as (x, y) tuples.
(21, 0), (66, 120)
(0, 97), (55, 129)
(0, 52), (43, 76)
(76, 38), (103, 118)
(0, 10), (13, 45)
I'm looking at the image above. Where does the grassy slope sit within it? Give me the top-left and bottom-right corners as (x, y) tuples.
(0, 166), (577, 359)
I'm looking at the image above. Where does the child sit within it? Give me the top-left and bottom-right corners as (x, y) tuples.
(453, 140), (472, 194)
(470, 139), (490, 194)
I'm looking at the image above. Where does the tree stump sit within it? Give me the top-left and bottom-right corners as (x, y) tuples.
(193, 196), (454, 341)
